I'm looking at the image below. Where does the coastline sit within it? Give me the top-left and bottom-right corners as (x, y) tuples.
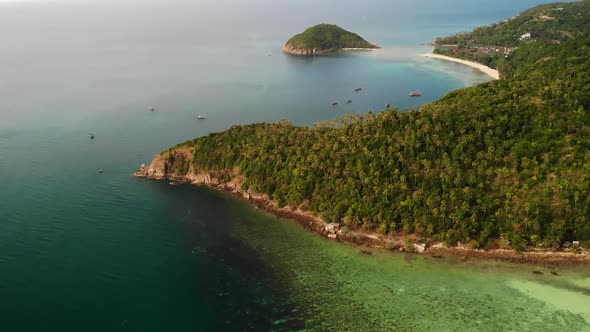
(419, 53), (500, 80)
(282, 45), (380, 56)
(341, 47), (380, 51)
(134, 150), (589, 266)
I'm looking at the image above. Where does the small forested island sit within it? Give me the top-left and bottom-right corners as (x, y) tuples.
(137, 1), (590, 264)
(282, 24), (379, 56)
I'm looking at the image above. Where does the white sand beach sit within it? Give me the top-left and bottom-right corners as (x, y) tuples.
(419, 53), (500, 80)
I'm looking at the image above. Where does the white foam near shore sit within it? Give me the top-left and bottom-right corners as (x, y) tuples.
(418, 53), (500, 80)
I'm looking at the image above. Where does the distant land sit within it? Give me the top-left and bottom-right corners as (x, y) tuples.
(137, 1), (590, 264)
(430, 0), (590, 74)
(282, 24), (379, 56)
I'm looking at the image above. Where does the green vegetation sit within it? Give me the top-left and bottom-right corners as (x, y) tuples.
(167, 152), (190, 176)
(433, 0), (590, 70)
(284, 24), (377, 54)
(165, 1), (590, 250)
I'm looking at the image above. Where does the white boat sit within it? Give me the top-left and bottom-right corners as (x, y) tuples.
(197, 115), (205, 120)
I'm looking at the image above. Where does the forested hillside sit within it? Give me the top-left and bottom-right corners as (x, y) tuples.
(433, 0), (590, 69)
(159, 3), (590, 250)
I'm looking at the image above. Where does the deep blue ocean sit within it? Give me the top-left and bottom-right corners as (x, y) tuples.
(1, 1), (587, 331)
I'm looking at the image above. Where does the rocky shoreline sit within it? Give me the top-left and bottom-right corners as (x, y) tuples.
(135, 148), (589, 266)
(282, 45), (327, 56)
(282, 44), (380, 56)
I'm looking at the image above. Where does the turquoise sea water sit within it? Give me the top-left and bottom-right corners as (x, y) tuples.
(1, 0), (588, 331)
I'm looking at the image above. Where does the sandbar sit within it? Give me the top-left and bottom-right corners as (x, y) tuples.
(419, 53), (500, 80)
